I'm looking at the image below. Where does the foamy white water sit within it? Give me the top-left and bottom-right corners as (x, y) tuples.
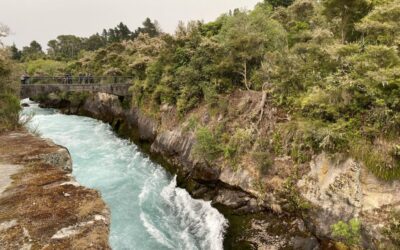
(21, 99), (227, 250)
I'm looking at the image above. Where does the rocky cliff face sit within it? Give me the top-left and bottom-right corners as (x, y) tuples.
(33, 91), (400, 248)
(73, 93), (264, 213)
(0, 131), (110, 249)
(298, 153), (400, 248)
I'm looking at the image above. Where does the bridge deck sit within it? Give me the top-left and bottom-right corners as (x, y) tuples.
(20, 83), (132, 99)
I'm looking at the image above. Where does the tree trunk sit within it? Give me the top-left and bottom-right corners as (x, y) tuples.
(341, 10), (349, 44)
(256, 82), (270, 125)
(257, 90), (267, 125)
(240, 61), (250, 91)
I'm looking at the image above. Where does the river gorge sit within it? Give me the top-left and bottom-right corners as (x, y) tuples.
(13, 88), (400, 249)
(21, 100), (227, 250)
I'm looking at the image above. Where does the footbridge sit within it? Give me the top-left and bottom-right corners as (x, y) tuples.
(20, 76), (133, 99)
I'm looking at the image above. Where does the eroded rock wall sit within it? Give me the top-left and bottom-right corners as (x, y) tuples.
(298, 153), (400, 248)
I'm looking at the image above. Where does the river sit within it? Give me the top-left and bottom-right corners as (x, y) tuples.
(21, 100), (228, 250)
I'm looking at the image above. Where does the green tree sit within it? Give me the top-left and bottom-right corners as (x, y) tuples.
(116, 22), (132, 40)
(82, 33), (106, 51)
(47, 35), (83, 61)
(21, 40), (45, 61)
(265, 0), (295, 8)
(356, 0), (400, 45)
(134, 18), (160, 38)
(9, 44), (21, 61)
(219, 8), (286, 90)
(322, 0), (371, 43)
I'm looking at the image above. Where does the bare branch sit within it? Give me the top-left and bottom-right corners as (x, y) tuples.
(0, 23), (10, 38)
(0, 23), (10, 47)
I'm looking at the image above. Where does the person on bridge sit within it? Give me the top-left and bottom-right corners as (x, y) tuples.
(88, 73), (94, 84)
(79, 73), (85, 84)
(63, 73), (72, 84)
(20, 73), (30, 85)
(20, 74), (26, 85)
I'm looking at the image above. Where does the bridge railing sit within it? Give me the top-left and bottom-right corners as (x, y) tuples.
(21, 76), (133, 85)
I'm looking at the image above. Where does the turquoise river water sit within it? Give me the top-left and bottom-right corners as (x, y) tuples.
(21, 100), (227, 250)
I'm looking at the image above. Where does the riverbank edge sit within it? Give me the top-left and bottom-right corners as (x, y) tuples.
(0, 130), (111, 249)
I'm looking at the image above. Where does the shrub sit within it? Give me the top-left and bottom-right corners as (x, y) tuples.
(274, 120), (351, 163)
(183, 116), (199, 132)
(0, 93), (20, 132)
(351, 141), (400, 181)
(0, 49), (20, 132)
(25, 59), (67, 77)
(331, 218), (361, 246)
(193, 126), (222, 162)
(223, 128), (254, 168)
(152, 84), (175, 106)
(177, 85), (202, 115)
(280, 177), (312, 214)
(384, 211), (400, 246)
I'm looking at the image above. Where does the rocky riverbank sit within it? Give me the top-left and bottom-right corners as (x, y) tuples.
(33, 91), (400, 249)
(0, 130), (110, 249)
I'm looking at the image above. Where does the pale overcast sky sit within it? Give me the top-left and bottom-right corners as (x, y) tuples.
(0, 0), (260, 49)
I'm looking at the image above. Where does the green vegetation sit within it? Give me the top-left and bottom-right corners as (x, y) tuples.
(224, 128), (254, 166)
(331, 218), (362, 246)
(0, 24), (20, 132)
(280, 177), (312, 213)
(25, 59), (67, 76)
(11, 19), (160, 63)
(9, 0), (400, 180)
(384, 211), (400, 246)
(193, 126), (222, 162)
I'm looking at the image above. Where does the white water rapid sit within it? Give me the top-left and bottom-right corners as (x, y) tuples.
(21, 100), (227, 250)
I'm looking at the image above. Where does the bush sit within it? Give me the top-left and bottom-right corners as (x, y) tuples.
(224, 128), (254, 161)
(331, 218), (361, 246)
(183, 116), (199, 132)
(351, 141), (400, 181)
(0, 49), (20, 133)
(280, 177), (312, 213)
(0, 93), (20, 132)
(193, 126), (222, 162)
(25, 59), (67, 76)
(384, 211), (400, 246)
(177, 85), (202, 115)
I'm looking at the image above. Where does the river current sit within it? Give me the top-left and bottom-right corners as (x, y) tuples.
(21, 100), (227, 250)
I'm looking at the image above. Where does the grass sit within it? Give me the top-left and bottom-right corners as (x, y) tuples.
(351, 140), (400, 181)
(384, 211), (400, 246)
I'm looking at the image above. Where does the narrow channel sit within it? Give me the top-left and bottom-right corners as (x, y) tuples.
(21, 100), (228, 250)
